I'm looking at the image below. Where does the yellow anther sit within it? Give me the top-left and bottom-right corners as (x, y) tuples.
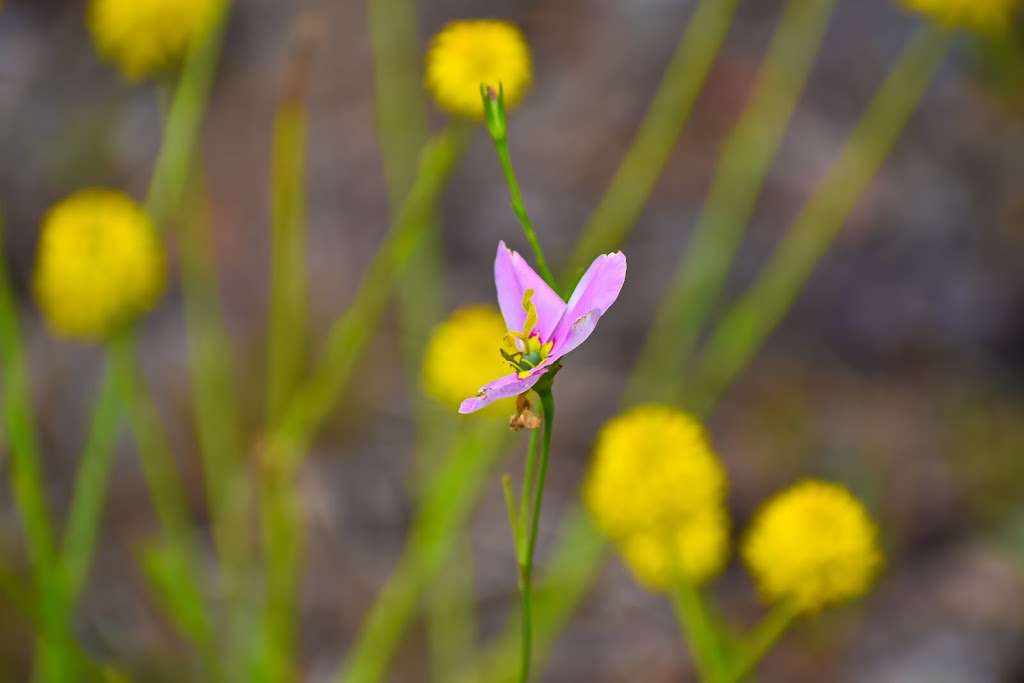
(520, 288), (538, 337)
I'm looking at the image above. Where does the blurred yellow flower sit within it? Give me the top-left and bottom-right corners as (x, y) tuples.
(584, 405), (729, 590)
(585, 405), (726, 540)
(742, 480), (882, 612)
(35, 189), (165, 342)
(425, 20), (532, 119)
(88, 0), (219, 80)
(901, 0), (1018, 31)
(618, 507), (729, 590)
(422, 306), (513, 415)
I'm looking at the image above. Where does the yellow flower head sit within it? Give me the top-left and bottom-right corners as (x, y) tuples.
(585, 405), (727, 541)
(35, 189), (165, 342)
(425, 20), (532, 119)
(422, 306), (514, 415)
(901, 0), (1019, 31)
(742, 480), (882, 613)
(618, 507), (730, 590)
(88, 0), (219, 81)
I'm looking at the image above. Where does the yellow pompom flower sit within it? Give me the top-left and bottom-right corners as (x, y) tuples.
(35, 189), (165, 342)
(425, 20), (532, 119)
(742, 480), (882, 613)
(618, 507), (730, 590)
(422, 306), (514, 415)
(584, 405), (729, 589)
(88, 0), (219, 81)
(901, 0), (1019, 31)
(585, 405), (727, 540)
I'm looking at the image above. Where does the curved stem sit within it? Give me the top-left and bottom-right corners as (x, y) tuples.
(727, 602), (798, 682)
(493, 138), (559, 294)
(518, 388), (555, 683)
(672, 580), (727, 682)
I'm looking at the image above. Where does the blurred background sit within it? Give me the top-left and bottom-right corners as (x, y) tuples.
(2, 0), (1024, 680)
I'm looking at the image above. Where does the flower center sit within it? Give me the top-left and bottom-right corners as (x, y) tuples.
(500, 289), (554, 379)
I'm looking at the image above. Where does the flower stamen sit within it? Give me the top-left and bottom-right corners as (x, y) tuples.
(499, 289), (554, 377)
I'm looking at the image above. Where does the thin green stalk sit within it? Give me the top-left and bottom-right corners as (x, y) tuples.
(688, 24), (954, 413)
(59, 358), (122, 598)
(259, 124), (468, 682)
(259, 455), (303, 683)
(145, 0), (231, 227)
(273, 123), (471, 454)
(517, 428), (540, 560)
(178, 176), (252, 678)
(456, 509), (606, 683)
(337, 422), (508, 683)
(462, 23), (954, 683)
(727, 602), (798, 682)
(517, 387), (555, 683)
(492, 138), (558, 292)
(267, 102), (310, 420)
(371, 0), (446, 394)
(0, 214), (64, 679)
(426, 539), (478, 683)
(672, 580), (727, 683)
(258, 21), (325, 679)
(562, 0), (743, 286)
(627, 0), (837, 404)
(112, 335), (219, 679)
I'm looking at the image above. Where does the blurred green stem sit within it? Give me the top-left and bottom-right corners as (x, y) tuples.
(267, 102), (309, 420)
(273, 123), (471, 454)
(269, 123), (469, 683)
(59, 362), (122, 600)
(627, 0), (837, 404)
(688, 23), (953, 412)
(727, 601), (798, 681)
(562, 0), (742, 286)
(672, 580), (727, 682)
(0, 214), (64, 679)
(112, 334), (220, 679)
(47, 354), (123, 681)
(368, 0), (465, 676)
(337, 422), (508, 683)
(146, 0), (231, 227)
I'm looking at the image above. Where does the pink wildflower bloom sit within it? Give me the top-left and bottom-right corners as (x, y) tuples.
(458, 241), (626, 414)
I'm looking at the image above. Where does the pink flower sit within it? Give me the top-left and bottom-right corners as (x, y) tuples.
(459, 241), (627, 414)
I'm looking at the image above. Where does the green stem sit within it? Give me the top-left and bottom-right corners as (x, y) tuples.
(672, 580), (727, 683)
(337, 423), (508, 683)
(267, 101), (310, 420)
(60, 356), (123, 598)
(145, 0), (231, 227)
(517, 387), (555, 683)
(275, 124), (471, 454)
(0, 215), (64, 679)
(112, 334), (219, 679)
(517, 427), (540, 561)
(688, 23), (953, 412)
(492, 139), (558, 293)
(727, 602), (798, 682)
(562, 0), (743, 287)
(178, 175), (251, 678)
(626, 0), (837, 405)
(260, 448), (303, 683)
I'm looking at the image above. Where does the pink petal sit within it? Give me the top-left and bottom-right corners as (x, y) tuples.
(458, 369), (547, 414)
(552, 251), (626, 352)
(494, 241), (565, 341)
(550, 308), (599, 360)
